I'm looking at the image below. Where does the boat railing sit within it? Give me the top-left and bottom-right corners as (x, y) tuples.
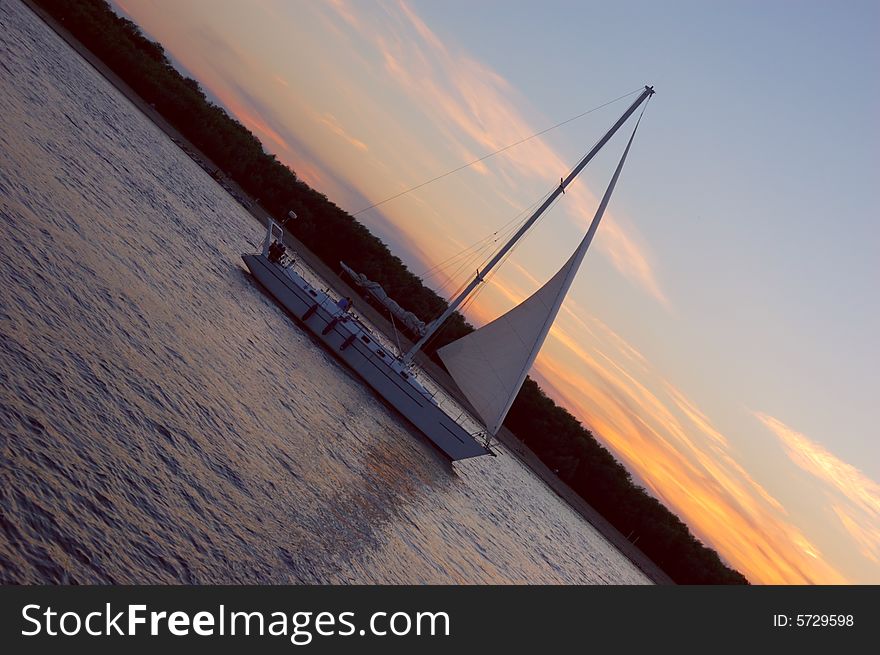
(262, 217), (489, 448)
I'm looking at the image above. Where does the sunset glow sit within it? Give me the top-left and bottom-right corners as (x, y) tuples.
(111, 0), (880, 583)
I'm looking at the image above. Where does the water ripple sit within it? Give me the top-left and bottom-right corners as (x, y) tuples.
(0, 0), (647, 585)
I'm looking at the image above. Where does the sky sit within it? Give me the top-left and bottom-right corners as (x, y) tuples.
(111, 0), (879, 584)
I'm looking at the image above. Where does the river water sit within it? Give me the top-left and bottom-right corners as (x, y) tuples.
(0, 1), (648, 584)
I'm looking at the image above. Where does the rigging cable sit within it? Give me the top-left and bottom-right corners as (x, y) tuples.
(419, 187), (566, 350)
(419, 95), (653, 349)
(432, 111), (614, 289)
(349, 87), (644, 217)
(418, 190), (550, 297)
(424, 194), (547, 291)
(458, 95), (654, 321)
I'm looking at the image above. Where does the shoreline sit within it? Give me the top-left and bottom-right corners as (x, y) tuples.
(23, 0), (673, 585)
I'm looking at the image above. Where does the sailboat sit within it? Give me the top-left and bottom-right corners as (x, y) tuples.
(242, 85), (654, 461)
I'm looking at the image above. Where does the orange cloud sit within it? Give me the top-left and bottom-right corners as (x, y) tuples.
(830, 504), (880, 564)
(478, 294), (851, 583)
(385, 219), (852, 581)
(534, 345), (847, 583)
(227, 101), (291, 153)
(292, 159), (325, 189)
(318, 112), (369, 152)
(755, 413), (880, 566)
(665, 383), (729, 448)
(755, 414), (880, 515)
(323, 0), (668, 307)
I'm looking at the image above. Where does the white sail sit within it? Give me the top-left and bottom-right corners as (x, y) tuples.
(437, 114), (643, 435)
(437, 246), (584, 434)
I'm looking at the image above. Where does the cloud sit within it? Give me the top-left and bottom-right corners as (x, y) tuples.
(481, 298), (851, 583)
(599, 220), (669, 308)
(534, 341), (848, 583)
(755, 413), (880, 565)
(323, 0), (668, 306)
(317, 112), (369, 152)
(831, 504), (880, 564)
(754, 414), (880, 516)
(665, 383), (729, 448)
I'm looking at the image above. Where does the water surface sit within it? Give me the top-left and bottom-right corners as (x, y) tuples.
(0, 1), (648, 585)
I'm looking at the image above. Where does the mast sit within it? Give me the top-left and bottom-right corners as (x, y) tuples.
(401, 85), (655, 364)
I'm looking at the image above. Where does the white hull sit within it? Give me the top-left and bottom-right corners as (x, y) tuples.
(242, 253), (492, 461)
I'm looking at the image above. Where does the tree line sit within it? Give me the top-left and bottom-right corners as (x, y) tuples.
(34, 0), (748, 584)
